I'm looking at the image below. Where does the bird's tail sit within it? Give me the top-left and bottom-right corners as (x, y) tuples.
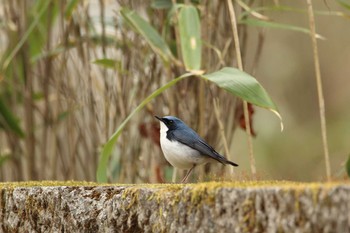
(212, 151), (238, 167)
(226, 160), (238, 167)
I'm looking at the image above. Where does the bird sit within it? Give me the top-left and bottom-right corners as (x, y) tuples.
(155, 115), (238, 183)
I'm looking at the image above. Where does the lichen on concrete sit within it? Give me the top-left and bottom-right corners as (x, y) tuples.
(0, 181), (349, 232)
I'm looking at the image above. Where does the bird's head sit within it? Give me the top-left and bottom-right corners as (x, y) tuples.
(155, 116), (184, 130)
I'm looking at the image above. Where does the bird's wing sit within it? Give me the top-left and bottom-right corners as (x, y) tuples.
(169, 128), (235, 165)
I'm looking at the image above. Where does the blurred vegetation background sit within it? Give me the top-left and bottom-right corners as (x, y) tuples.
(0, 0), (349, 182)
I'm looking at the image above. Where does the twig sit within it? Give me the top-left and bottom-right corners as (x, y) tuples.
(227, 0), (256, 179)
(306, 0), (331, 181)
(236, 0), (270, 21)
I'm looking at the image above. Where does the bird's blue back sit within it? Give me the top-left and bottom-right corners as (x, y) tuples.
(164, 116), (229, 165)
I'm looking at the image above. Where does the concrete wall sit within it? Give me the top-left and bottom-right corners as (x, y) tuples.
(0, 182), (349, 232)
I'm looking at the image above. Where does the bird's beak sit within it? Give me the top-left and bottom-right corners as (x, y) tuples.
(154, 116), (163, 122)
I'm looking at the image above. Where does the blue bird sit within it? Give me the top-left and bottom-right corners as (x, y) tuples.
(155, 116), (238, 183)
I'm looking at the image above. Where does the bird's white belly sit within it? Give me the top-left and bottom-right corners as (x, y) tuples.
(160, 133), (209, 169)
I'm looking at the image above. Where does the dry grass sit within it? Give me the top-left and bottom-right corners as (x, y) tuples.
(0, 0), (258, 182)
(0, 1), (345, 183)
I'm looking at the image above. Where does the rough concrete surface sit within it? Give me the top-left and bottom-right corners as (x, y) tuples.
(0, 182), (349, 232)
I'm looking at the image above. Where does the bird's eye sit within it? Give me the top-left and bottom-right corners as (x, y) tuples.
(169, 120), (174, 124)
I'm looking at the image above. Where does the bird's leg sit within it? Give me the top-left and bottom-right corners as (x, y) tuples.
(181, 164), (196, 183)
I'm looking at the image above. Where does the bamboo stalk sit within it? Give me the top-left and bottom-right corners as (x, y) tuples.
(227, 0), (256, 179)
(306, 0), (331, 181)
(99, 0), (110, 141)
(41, 1), (54, 179)
(21, 0), (38, 180)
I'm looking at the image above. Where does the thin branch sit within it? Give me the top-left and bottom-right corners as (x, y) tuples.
(306, 0), (331, 181)
(227, 0), (256, 179)
(236, 0), (270, 21)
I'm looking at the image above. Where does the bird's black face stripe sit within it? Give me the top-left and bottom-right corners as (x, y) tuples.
(166, 130), (175, 141)
(167, 119), (174, 126)
(155, 116), (174, 126)
(160, 118), (176, 130)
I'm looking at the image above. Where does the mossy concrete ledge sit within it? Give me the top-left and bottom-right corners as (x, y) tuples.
(0, 181), (349, 232)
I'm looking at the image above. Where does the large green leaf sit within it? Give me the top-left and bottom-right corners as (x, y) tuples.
(201, 67), (283, 128)
(178, 5), (202, 71)
(96, 73), (192, 182)
(241, 18), (325, 40)
(120, 8), (174, 64)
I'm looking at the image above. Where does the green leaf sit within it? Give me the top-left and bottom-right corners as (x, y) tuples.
(93, 59), (120, 69)
(33, 92), (44, 100)
(58, 111), (69, 122)
(346, 154), (350, 178)
(65, 0), (80, 19)
(240, 18), (325, 40)
(201, 67), (283, 129)
(32, 34), (120, 62)
(337, 0), (350, 10)
(28, 0), (59, 59)
(1, 0), (53, 71)
(178, 5), (202, 71)
(96, 73), (193, 182)
(0, 98), (25, 137)
(0, 153), (11, 167)
(151, 0), (173, 9)
(120, 8), (174, 64)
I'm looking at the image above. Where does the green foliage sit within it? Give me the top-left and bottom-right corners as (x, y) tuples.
(0, 153), (11, 168)
(0, 97), (24, 137)
(201, 67), (279, 116)
(240, 18), (325, 40)
(28, 0), (59, 58)
(151, 0), (173, 9)
(337, 0), (350, 10)
(178, 5), (202, 71)
(1, 0), (56, 71)
(346, 155), (350, 178)
(120, 8), (175, 64)
(93, 59), (121, 69)
(65, 0), (80, 19)
(0, 0), (57, 137)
